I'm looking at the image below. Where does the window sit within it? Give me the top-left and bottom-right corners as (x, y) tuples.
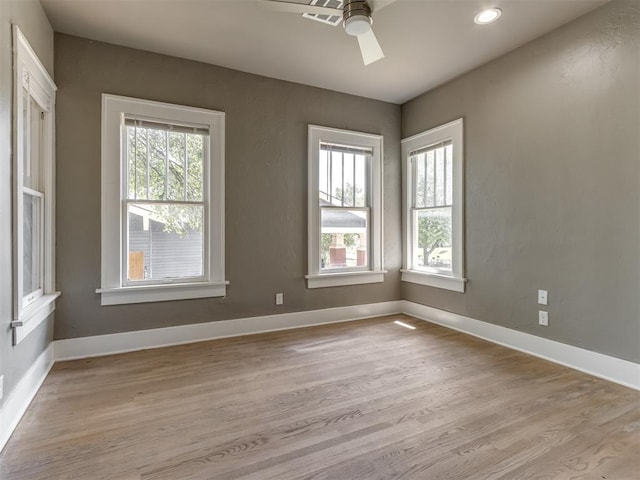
(401, 118), (465, 292)
(307, 125), (385, 288)
(99, 95), (226, 305)
(11, 26), (60, 345)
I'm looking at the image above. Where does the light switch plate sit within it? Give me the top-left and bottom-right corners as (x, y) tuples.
(538, 289), (548, 305)
(275, 293), (284, 305)
(539, 311), (549, 327)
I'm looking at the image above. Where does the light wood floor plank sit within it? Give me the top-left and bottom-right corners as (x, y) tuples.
(1, 315), (638, 479)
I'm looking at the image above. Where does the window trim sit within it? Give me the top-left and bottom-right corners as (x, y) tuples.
(306, 125), (386, 289)
(99, 94), (227, 305)
(401, 118), (466, 293)
(11, 26), (59, 345)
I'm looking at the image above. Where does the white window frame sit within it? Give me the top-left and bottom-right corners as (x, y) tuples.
(306, 125), (385, 288)
(98, 95), (227, 305)
(401, 118), (466, 292)
(11, 26), (60, 345)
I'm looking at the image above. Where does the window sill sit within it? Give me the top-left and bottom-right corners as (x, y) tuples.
(96, 281), (229, 306)
(306, 270), (387, 289)
(11, 292), (61, 345)
(400, 269), (467, 293)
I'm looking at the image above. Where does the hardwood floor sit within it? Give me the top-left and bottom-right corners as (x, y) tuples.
(1, 315), (639, 479)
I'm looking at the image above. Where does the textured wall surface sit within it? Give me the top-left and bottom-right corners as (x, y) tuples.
(402, 0), (640, 362)
(0, 0), (54, 408)
(54, 34), (402, 339)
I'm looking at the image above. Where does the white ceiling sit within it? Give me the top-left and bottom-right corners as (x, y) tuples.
(41, 0), (609, 104)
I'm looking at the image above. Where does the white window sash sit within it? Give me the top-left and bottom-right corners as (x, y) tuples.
(121, 198), (208, 285)
(319, 205), (371, 274)
(119, 120), (210, 287)
(21, 187), (45, 308)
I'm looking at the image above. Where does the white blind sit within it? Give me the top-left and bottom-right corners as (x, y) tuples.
(124, 117), (209, 136)
(409, 139), (452, 158)
(321, 142), (373, 156)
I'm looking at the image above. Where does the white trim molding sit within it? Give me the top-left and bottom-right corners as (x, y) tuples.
(55, 301), (403, 361)
(11, 292), (60, 344)
(307, 125), (385, 289)
(12, 26), (59, 344)
(401, 118), (465, 293)
(100, 94), (227, 305)
(97, 282), (229, 306)
(402, 300), (640, 391)
(305, 270), (387, 289)
(400, 269), (466, 292)
(0, 344), (54, 453)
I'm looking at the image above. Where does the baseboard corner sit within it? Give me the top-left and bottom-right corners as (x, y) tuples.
(401, 300), (640, 391)
(0, 343), (54, 453)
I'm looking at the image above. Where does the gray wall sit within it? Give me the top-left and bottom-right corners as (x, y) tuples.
(0, 0), (54, 408)
(54, 34), (402, 339)
(402, 0), (640, 363)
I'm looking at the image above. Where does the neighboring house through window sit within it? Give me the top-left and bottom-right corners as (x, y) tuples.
(99, 95), (227, 305)
(401, 118), (466, 292)
(11, 26), (60, 345)
(307, 125), (385, 288)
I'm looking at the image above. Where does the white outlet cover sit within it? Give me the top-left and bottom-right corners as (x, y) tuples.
(538, 289), (548, 305)
(275, 293), (284, 305)
(539, 310), (549, 326)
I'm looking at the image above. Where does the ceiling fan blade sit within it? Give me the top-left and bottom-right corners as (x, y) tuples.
(356, 28), (384, 65)
(369, 0), (398, 13)
(257, 0), (342, 17)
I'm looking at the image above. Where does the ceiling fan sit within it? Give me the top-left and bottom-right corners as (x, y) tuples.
(257, 0), (397, 66)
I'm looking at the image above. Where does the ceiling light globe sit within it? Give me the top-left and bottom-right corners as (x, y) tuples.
(474, 8), (502, 25)
(344, 15), (372, 36)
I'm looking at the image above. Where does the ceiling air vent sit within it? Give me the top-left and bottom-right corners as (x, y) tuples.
(302, 0), (343, 26)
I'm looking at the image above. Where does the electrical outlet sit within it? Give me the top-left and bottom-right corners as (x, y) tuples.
(538, 289), (548, 305)
(539, 311), (549, 327)
(275, 293), (284, 306)
(0, 375), (3, 401)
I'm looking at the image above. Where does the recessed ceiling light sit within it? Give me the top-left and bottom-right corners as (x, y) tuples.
(474, 8), (502, 25)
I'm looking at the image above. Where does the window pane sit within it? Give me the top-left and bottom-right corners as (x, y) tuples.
(425, 151), (435, 207)
(127, 203), (203, 281)
(22, 88), (29, 186)
(23, 192), (42, 297)
(167, 132), (186, 201)
(128, 127), (149, 200)
(320, 148), (368, 208)
(354, 154), (366, 207)
(148, 129), (167, 200)
(186, 134), (204, 201)
(435, 147), (446, 205)
(413, 207), (452, 272)
(126, 127), (205, 202)
(319, 148), (330, 203)
(23, 92), (43, 190)
(320, 208), (368, 270)
(330, 150), (344, 206)
(342, 153), (355, 206)
(413, 154), (425, 208)
(127, 126), (138, 199)
(446, 144), (453, 205)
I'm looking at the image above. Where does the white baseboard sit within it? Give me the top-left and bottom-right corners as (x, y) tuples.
(54, 301), (403, 361)
(3, 299), (638, 456)
(402, 300), (640, 391)
(0, 343), (54, 452)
